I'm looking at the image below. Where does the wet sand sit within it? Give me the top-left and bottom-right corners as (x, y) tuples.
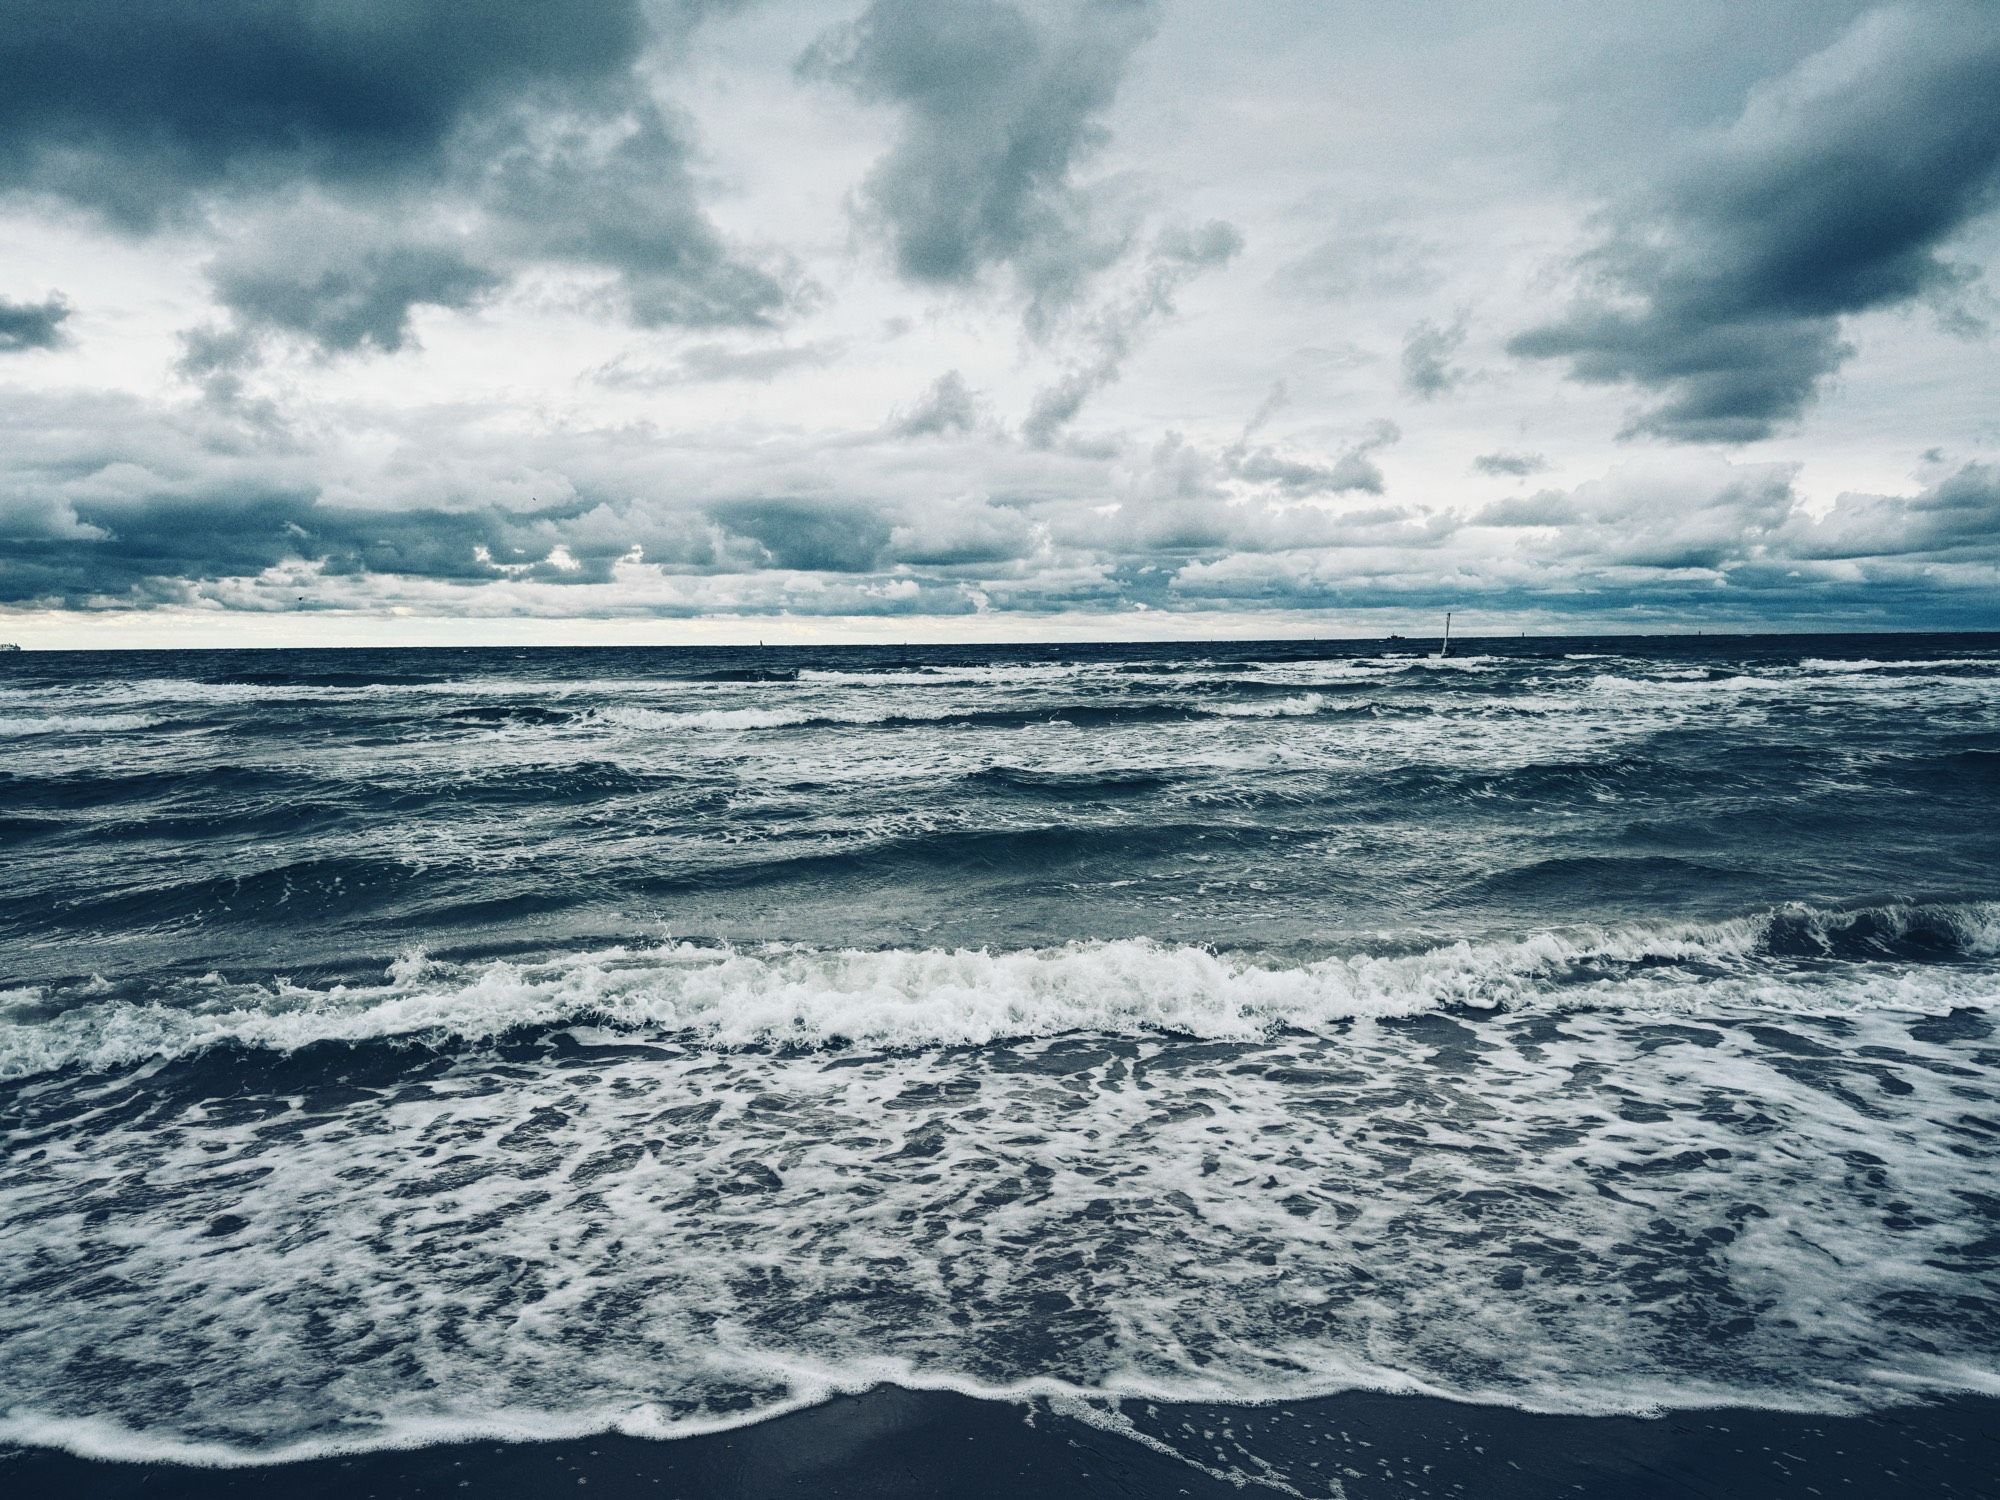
(4, 1387), (1995, 1498)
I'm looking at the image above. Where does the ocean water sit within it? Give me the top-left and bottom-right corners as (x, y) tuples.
(3, 634), (1999, 1479)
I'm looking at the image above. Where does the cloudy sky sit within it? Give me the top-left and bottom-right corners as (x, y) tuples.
(2, 0), (1998, 646)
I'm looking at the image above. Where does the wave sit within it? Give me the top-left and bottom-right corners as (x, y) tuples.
(0, 712), (158, 735)
(1585, 672), (1782, 697)
(1112, 659), (1244, 674)
(1759, 899), (2000, 960)
(1799, 657), (1998, 673)
(588, 702), (1218, 733)
(1202, 692), (1328, 717)
(6, 901), (1995, 1080)
(965, 765), (1181, 797)
(0, 1395), (838, 1471)
(1, 1356), (1959, 1472)
(215, 668), (450, 689)
(691, 666), (800, 682)
(1368, 754), (1714, 803)
(1406, 654), (1500, 671)
(1890, 746), (2000, 788)
(619, 819), (1266, 895)
(596, 704), (819, 732)
(798, 663), (1093, 686)
(589, 696), (1365, 734)
(438, 702), (578, 726)
(0, 763), (324, 810)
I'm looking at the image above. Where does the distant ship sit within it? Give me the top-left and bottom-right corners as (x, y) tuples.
(0, 643), (19, 652)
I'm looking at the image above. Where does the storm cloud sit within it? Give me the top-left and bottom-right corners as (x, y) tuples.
(207, 214), (500, 357)
(0, 1), (646, 226)
(1513, 3), (2000, 441)
(475, 103), (789, 329)
(0, 1), (1995, 638)
(2, 386), (1996, 629)
(0, 0), (787, 350)
(0, 295), (70, 353)
(805, 0), (1158, 314)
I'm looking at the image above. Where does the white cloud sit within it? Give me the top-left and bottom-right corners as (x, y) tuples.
(0, 0), (1995, 636)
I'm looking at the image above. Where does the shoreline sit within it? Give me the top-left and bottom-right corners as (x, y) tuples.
(4, 1386), (1996, 1498)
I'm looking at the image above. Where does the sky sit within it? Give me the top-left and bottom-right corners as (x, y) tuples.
(1, 0), (1998, 647)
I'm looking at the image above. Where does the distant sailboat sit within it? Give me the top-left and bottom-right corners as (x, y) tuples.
(1433, 612), (1452, 660)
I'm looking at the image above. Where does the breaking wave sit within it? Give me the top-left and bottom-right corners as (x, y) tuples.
(6, 901), (1996, 1080)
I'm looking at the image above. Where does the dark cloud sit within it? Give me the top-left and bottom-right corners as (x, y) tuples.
(1512, 309), (1850, 445)
(1399, 315), (1467, 399)
(0, 3), (787, 347)
(173, 324), (271, 414)
(478, 104), (788, 329)
(1473, 450), (1552, 478)
(209, 224), (500, 356)
(1227, 419), (1401, 497)
(1512, 3), (2000, 441)
(0, 1), (646, 227)
(0, 475), (718, 605)
(887, 501), (1036, 565)
(0, 476), (550, 603)
(1023, 219), (1242, 446)
(183, 108), (785, 363)
(1, 486), (312, 602)
(0, 294), (70, 352)
(2, 387), (1996, 625)
(1788, 460), (2000, 560)
(803, 0), (1156, 312)
(704, 499), (894, 573)
(890, 371), (985, 437)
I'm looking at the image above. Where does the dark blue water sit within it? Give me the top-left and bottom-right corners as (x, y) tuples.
(3, 634), (1998, 1477)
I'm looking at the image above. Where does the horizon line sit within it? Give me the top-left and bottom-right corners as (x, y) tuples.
(5, 624), (1997, 654)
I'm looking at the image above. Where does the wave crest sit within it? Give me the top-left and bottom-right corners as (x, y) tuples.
(5, 901), (1996, 1080)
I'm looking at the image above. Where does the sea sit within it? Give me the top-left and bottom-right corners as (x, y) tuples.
(2, 632), (1998, 1486)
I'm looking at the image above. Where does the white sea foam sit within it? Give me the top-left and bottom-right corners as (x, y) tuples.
(1406, 654), (1500, 671)
(1585, 672), (1777, 696)
(799, 663), (1100, 686)
(5, 903), (1996, 1080)
(1204, 693), (1328, 717)
(594, 704), (822, 732)
(0, 711), (159, 735)
(1799, 657), (1997, 673)
(4, 980), (1997, 1469)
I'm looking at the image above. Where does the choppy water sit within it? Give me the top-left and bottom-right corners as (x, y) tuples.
(3, 634), (1999, 1474)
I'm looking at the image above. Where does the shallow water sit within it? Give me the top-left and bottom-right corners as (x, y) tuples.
(3, 633), (1998, 1474)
